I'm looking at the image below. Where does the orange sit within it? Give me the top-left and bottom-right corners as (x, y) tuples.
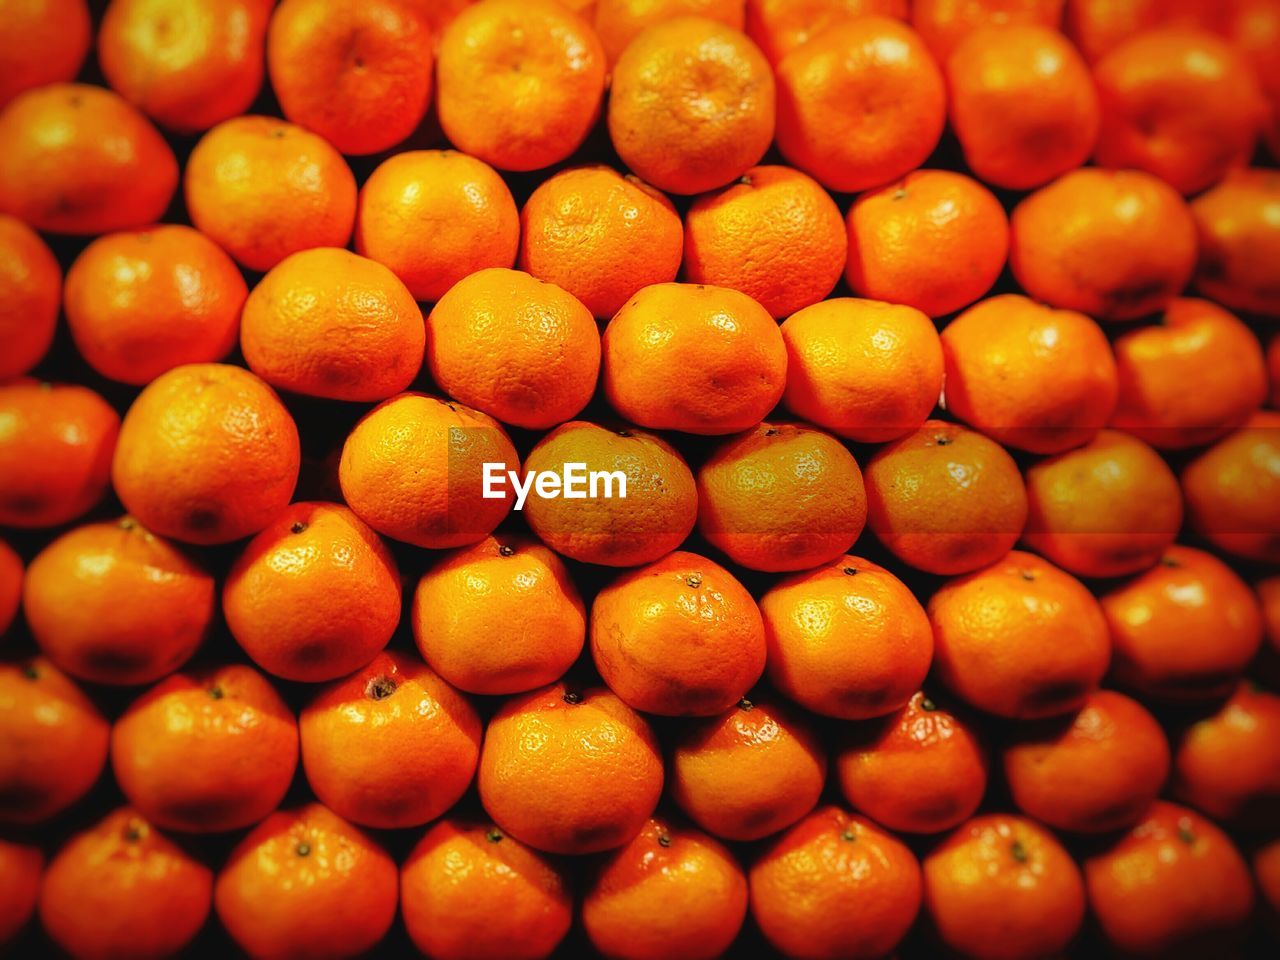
(745, 0), (908, 65)
(0, 657), (108, 825)
(697, 423), (868, 573)
(1112, 298), (1267, 450)
(928, 550), (1110, 718)
(749, 806), (921, 960)
(356, 149), (520, 303)
(941, 294), (1118, 455)
(412, 533), (586, 696)
(339, 393), (518, 549)
(39, 807), (212, 960)
(0, 0), (90, 107)
(590, 551), (766, 716)
(835, 691), (987, 835)
(0, 839), (41, 944)
(1271, 334), (1280, 407)
(0, 83), (176, 235)
(1102, 545), (1263, 702)
(64, 224), (247, 385)
(922, 814), (1085, 960)
(1010, 168), (1197, 321)
(1191, 168), (1280, 319)
(1023, 429), (1183, 578)
(477, 682), (663, 854)
(111, 664), (298, 833)
(946, 23), (1100, 190)
(427, 268), (600, 429)
(522, 421), (697, 567)
(300, 651), (481, 829)
(1229, 0), (1280, 160)
(400, 819), (573, 960)
(0, 215), (59, 380)
(846, 169), (1007, 318)
(1256, 839), (1280, 934)
(912, 0), (1064, 61)
(684, 165), (846, 319)
(241, 247), (424, 402)
(594, 0), (745, 64)
(670, 696), (827, 842)
(215, 803), (398, 959)
(267, 0), (433, 155)
(1063, 0), (1218, 64)
(1094, 28), (1265, 195)
(603, 283), (786, 435)
(99, 0), (271, 133)
(437, 0), (606, 172)
(223, 502), (401, 683)
(24, 517), (214, 686)
(519, 165), (683, 320)
(761, 555), (932, 719)
(1182, 411), (1280, 563)
(608, 17), (774, 195)
(1084, 801), (1255, 956)
(113, 363), (300, 545)
(775, 17), (945, 193)
(781, 297), (943, 444)
(1263, 575), (1280, 655)
(582, 817), (748, 960)
(1002, 689), (1170, 833)
(0, 538), (20, 636)
(864, 419), (1027, 575)
(402, 0), (478, 41)
(0, 381), (117, 529)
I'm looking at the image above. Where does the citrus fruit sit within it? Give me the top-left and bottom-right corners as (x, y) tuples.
(0, 0), (90, 107)
(0, 215), (60, 380)
(1191, 168), (1280, 318)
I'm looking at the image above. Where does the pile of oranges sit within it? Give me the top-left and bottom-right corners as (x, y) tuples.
(2, 1), (1279, 958)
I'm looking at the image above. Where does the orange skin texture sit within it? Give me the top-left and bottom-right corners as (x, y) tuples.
(1181, 411), (1280, 563)
(300, 651), (482, 829)
(923, 814), (1085, 960)
(0, 83), (176, 235)
(241, 247), (425, 402)
(582, 817), (748, 960)
(595, 0), (745, 64)
(223, 502), (401, 683)
(1094, 28), (1265, 196)
(0, 538), (20, 636)
(520, 165), (683, 320)
(745, 0), (908, 65)
(1063, 0), (1219, 64)
(478, 682), (664, 854)
(608, 17), (775, 195)
(0, 657), (108, 826)
(1084, 801), (1255, 956)
(0, 839), (41, 944)
(24, 518), (214, 686)
(1023, 429), (1183, 578)
(99, 0), (271, 134)
(912, 0), (1064, 60)
(750, 806), (922, 960)
(412, 534), (586, 696)
(1271, 334), (1280, 408)
(603, 283), (786, 435)
(697, 423), (868, 573)
(356, 149), (520, 303)
(427, 268), (600, 429)
(0, 215), (60, 380)
(400, 819), (572, 960)
(782, 297), (943, 444)
(112, 363), (300, 545)
(438, 0), (606, 172)
(65, 224), (247, 386)
(865, 419), (1028, 576)
(267, 0), (433, 155)
(215, 803), (398, 959)
(671, 696), (827, 842)
(846, 169), (1008, 318)
(1002, 689), (1170, 833)
(946, 23), (1100, 190)
(339, 393), (517, 549)
(590, 551), (766, 717)
(111, 664), (298, 834)
(775, 17), (945, 194)
(522, 421), (697, 567)
(1262, 576), (1280, 656)
(942, 294), (1119, 455)
(0, 0), (89, 107)
(1229, 0), (1280, 158)
(928, 550), (1110, 719)
(1191, 168), (1280, 318)
(1010, 168), (1197, 322)
(1255, 839), (1280, 922)
(684, 165), (846, 319)
(761, 555), (932, 720)
(836, 691), (987, 834)
(40, 808), (212, 960)
(185, 115), (357, 273)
